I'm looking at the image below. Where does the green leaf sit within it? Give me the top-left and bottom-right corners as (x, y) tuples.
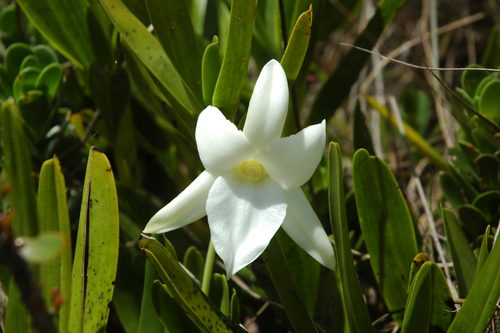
(0, 100), (37, 236)
(151, 280), (185, 333)
(407, 253), (430, 293)
(20, 55), (41, 71)
(87, 7), (115, 68)
(35, 63), (62, 102)
(474, 225), (490, 279)
(137, 261), (166, 333)
(352, 149), (418, 322)
(138, 234), (246, 333)
(475, 154), (500, 190)
(18, 232), (66, 264)
(472, 190), (500, 223)
(461, 65), (489, 98)
(17, 90), (51, 130)
(69, 147), (120, 333)
(98, 0), (202, 121)
(229, 289), (240, 323)
(209, 273), (230, 316)
(4, 43), (34, 83)
(0, 65), (12, 99)
(37, 157), (72, 333)
(4, 282), (34, 332)
(13, 67), (40, 102)
(0, 3), (18, 45)
(262, 229), (319, 333)
(478, 79), (500, 124)
(183, 246), (205, 283)
(212, 0), (258, 121)
(275, 224), (322, 315)
(328, 142), (375, 333)
(306, 0), (406, 125)
(145, 0), (203, 103)
(33, 45), (59, 67)
(280, 5), (312, 86)
(442, 207), (477, 297)
(438, 173), (466, 209)
(202, 36), (221, 106)
(458, 204), (489, 240)
(448, 224), (500, 332)
(401, 261), (454, 333)
(16, 0), (94, 68)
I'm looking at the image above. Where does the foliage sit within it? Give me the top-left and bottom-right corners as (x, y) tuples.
(0, 0), (499, 332)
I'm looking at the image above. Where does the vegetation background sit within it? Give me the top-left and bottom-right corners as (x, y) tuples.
(0, 0), (499, 332)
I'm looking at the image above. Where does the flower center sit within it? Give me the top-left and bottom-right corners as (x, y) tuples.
(235, 160), (266, 182)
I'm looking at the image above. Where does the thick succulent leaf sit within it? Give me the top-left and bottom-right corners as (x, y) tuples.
(98, 0), (202, 119)
(137, 262), (167, 333)
(438, 173), (466, 209)
(474, 225), (490, 279)
(69, 147), (119, 333)
(478, 79), (500, 124)
(145, 0), (203, 104)
(262, 229), (319, 333)
(13, 67), (40, 102)
(458, 204), (489, 240)
(401, 261), (454, 333)
(475, 154), (500, 190)
(20, 55), (41, 71)
(448, 223), (500, 333)
(37, 157), (72, 332)
(183, 246), (205, 283)
(212, 0), (258, 121)
(17, 90), (51, 130)
(280, 5), (312, 86)
(209, 273), (230, 316)
(472, 190), (500, 223)
(35, 63), (62, 102)
(0, 100), (37, 236)
(4, 43), (35, 83)
(328, 142), (375, 333)
(442, 208), (477, 297)
(16, 0), (94, 68)
(151, 280), (186, 333)
(32, 45), (59, 67)
(353, 149), (418, 322)
(202, 36), (221, 106)
(461, 65), (489, 98)
(138, 234), (247, 333)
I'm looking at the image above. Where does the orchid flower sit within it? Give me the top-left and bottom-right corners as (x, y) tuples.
(144, 59), (335, 277)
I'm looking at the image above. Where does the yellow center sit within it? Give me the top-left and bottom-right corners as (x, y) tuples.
(235, 160), (266, 182)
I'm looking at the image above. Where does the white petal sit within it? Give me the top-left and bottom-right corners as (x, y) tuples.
(243, 60), (289, 151)
(255, 120), (326, 190)
(196, 106), (255, 174)
(282, 188), (336, 270)
(143, 171), (216, 234)
(206, 172), (287, 277)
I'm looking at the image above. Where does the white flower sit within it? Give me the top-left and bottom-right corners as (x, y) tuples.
(144, 60), (335, 276)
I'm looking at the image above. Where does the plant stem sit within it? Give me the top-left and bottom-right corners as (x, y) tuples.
(201, 240), (215, 295)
